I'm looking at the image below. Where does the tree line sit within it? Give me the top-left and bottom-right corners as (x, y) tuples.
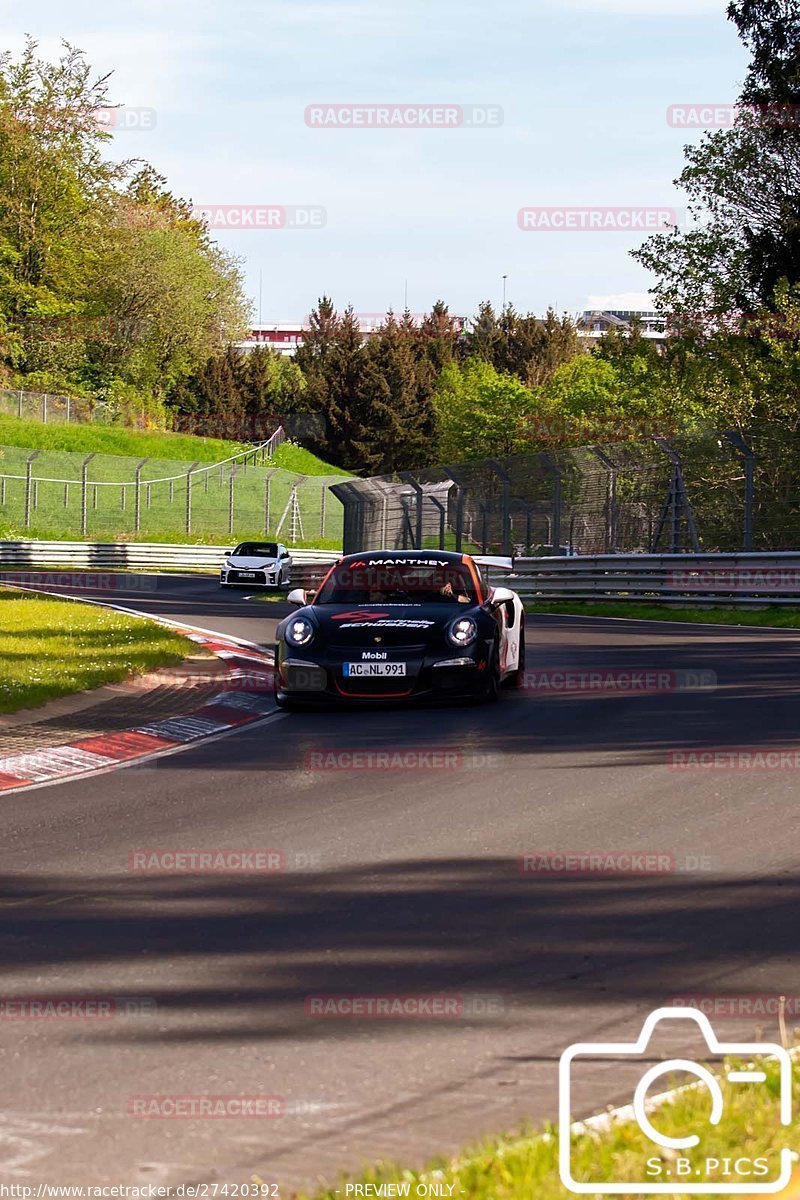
(4, 3), (800, 479)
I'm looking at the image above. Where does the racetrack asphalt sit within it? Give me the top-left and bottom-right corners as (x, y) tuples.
(2, 571), (800, 1189)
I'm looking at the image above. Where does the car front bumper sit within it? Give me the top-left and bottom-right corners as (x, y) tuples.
(275, 646), (493, 705)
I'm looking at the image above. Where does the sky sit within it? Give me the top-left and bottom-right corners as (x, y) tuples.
(2, 0), (750, 324)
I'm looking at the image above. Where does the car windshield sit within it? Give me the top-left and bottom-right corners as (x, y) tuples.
(232, 542), (279, 558)
(315, 561), (478, 605)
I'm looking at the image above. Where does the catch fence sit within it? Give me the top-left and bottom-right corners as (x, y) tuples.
(332, 429), (798, 555)
(0, 429), (346, 546)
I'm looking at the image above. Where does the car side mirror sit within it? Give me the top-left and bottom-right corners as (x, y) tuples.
(224, 551), (231, 556)
(287, 588), (307, 607)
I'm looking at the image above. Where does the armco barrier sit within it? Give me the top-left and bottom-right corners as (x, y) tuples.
(5, 544), (800, 605)
(0, 541), (338, 587)
(500, 553), (800, 606)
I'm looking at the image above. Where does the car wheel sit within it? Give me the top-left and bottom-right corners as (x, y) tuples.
(505, 620), (526, 688)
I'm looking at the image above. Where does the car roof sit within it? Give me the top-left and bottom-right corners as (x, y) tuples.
(338, 550), (469, 565)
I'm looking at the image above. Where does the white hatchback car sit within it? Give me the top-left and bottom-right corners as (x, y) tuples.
(220, 541), (292, 589)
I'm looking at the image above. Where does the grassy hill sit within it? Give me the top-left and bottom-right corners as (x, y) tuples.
(0, 420), (351, 547)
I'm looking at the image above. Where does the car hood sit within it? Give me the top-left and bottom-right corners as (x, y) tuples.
(226, 556), (278, 569)
(305, 603), (481, 647)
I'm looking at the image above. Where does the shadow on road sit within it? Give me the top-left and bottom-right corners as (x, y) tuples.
(0, 862), (798, 1046)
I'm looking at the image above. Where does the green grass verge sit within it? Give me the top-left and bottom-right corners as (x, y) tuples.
(525, 601), (800, 629)
(0, 589), (193, 713)
(301, 1055), (797, 1200)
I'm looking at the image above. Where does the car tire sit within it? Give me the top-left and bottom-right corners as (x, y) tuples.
(505, 620), (526, 688)
(478, 643), (501, 704)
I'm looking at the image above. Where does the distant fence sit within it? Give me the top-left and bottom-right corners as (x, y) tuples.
(0, 429), (347, 545)
(331, 428), (800, 555)
(0, 388), (112, 425)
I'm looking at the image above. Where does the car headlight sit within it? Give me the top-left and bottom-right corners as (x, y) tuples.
(285, 616), (315, 647)
(447, 616), (478, 648)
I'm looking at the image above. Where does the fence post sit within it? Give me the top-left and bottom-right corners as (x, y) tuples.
(400, 473), (425, 549)
(442, 467), (468, 552)
(652, 438), (700, 553)
(263, 468), (277, 535)
(24, 451), (41, 527)
(42, 393), (47, 423)
(486, 460), (513, 555)
(228, 466), (240, 535)
(81, 453), (96, 538)
(539, 453), (563, 554)
(723, 430), (755, 552)
(17, 389), (22, 418)
(134, 459), (148, 534)
(592, 446), (618, 553)
(320, 484), (327, 539)
(66, 395), (71, 423)
(185, 461), (199, 536)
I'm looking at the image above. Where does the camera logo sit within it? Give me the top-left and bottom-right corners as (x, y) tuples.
(559, 1007), (792, 1194)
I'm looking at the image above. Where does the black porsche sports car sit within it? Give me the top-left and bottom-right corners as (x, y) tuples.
(273, 550), (525, 708)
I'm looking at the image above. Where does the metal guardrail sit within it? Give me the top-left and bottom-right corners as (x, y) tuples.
(0, 541), (339, 585)
(4, 544), (800, 605)
(496, 553), (800, 606)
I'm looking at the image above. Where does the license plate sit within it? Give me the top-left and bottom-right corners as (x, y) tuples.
(343, 662), (407, 677)
(237, 572), (257, 579)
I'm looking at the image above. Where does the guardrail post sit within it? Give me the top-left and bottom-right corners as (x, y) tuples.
(320, 484), (327, 539)
(723, 430), (755, 552)
(24, 451), (41, 527)
(80, 453), (96, 537)
(185, 461), (200, 535)
(134, 459), (148, 534)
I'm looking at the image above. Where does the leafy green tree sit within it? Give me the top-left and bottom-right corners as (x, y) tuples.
(633, 0), (800, 314)
(433, 358), (555, 461)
